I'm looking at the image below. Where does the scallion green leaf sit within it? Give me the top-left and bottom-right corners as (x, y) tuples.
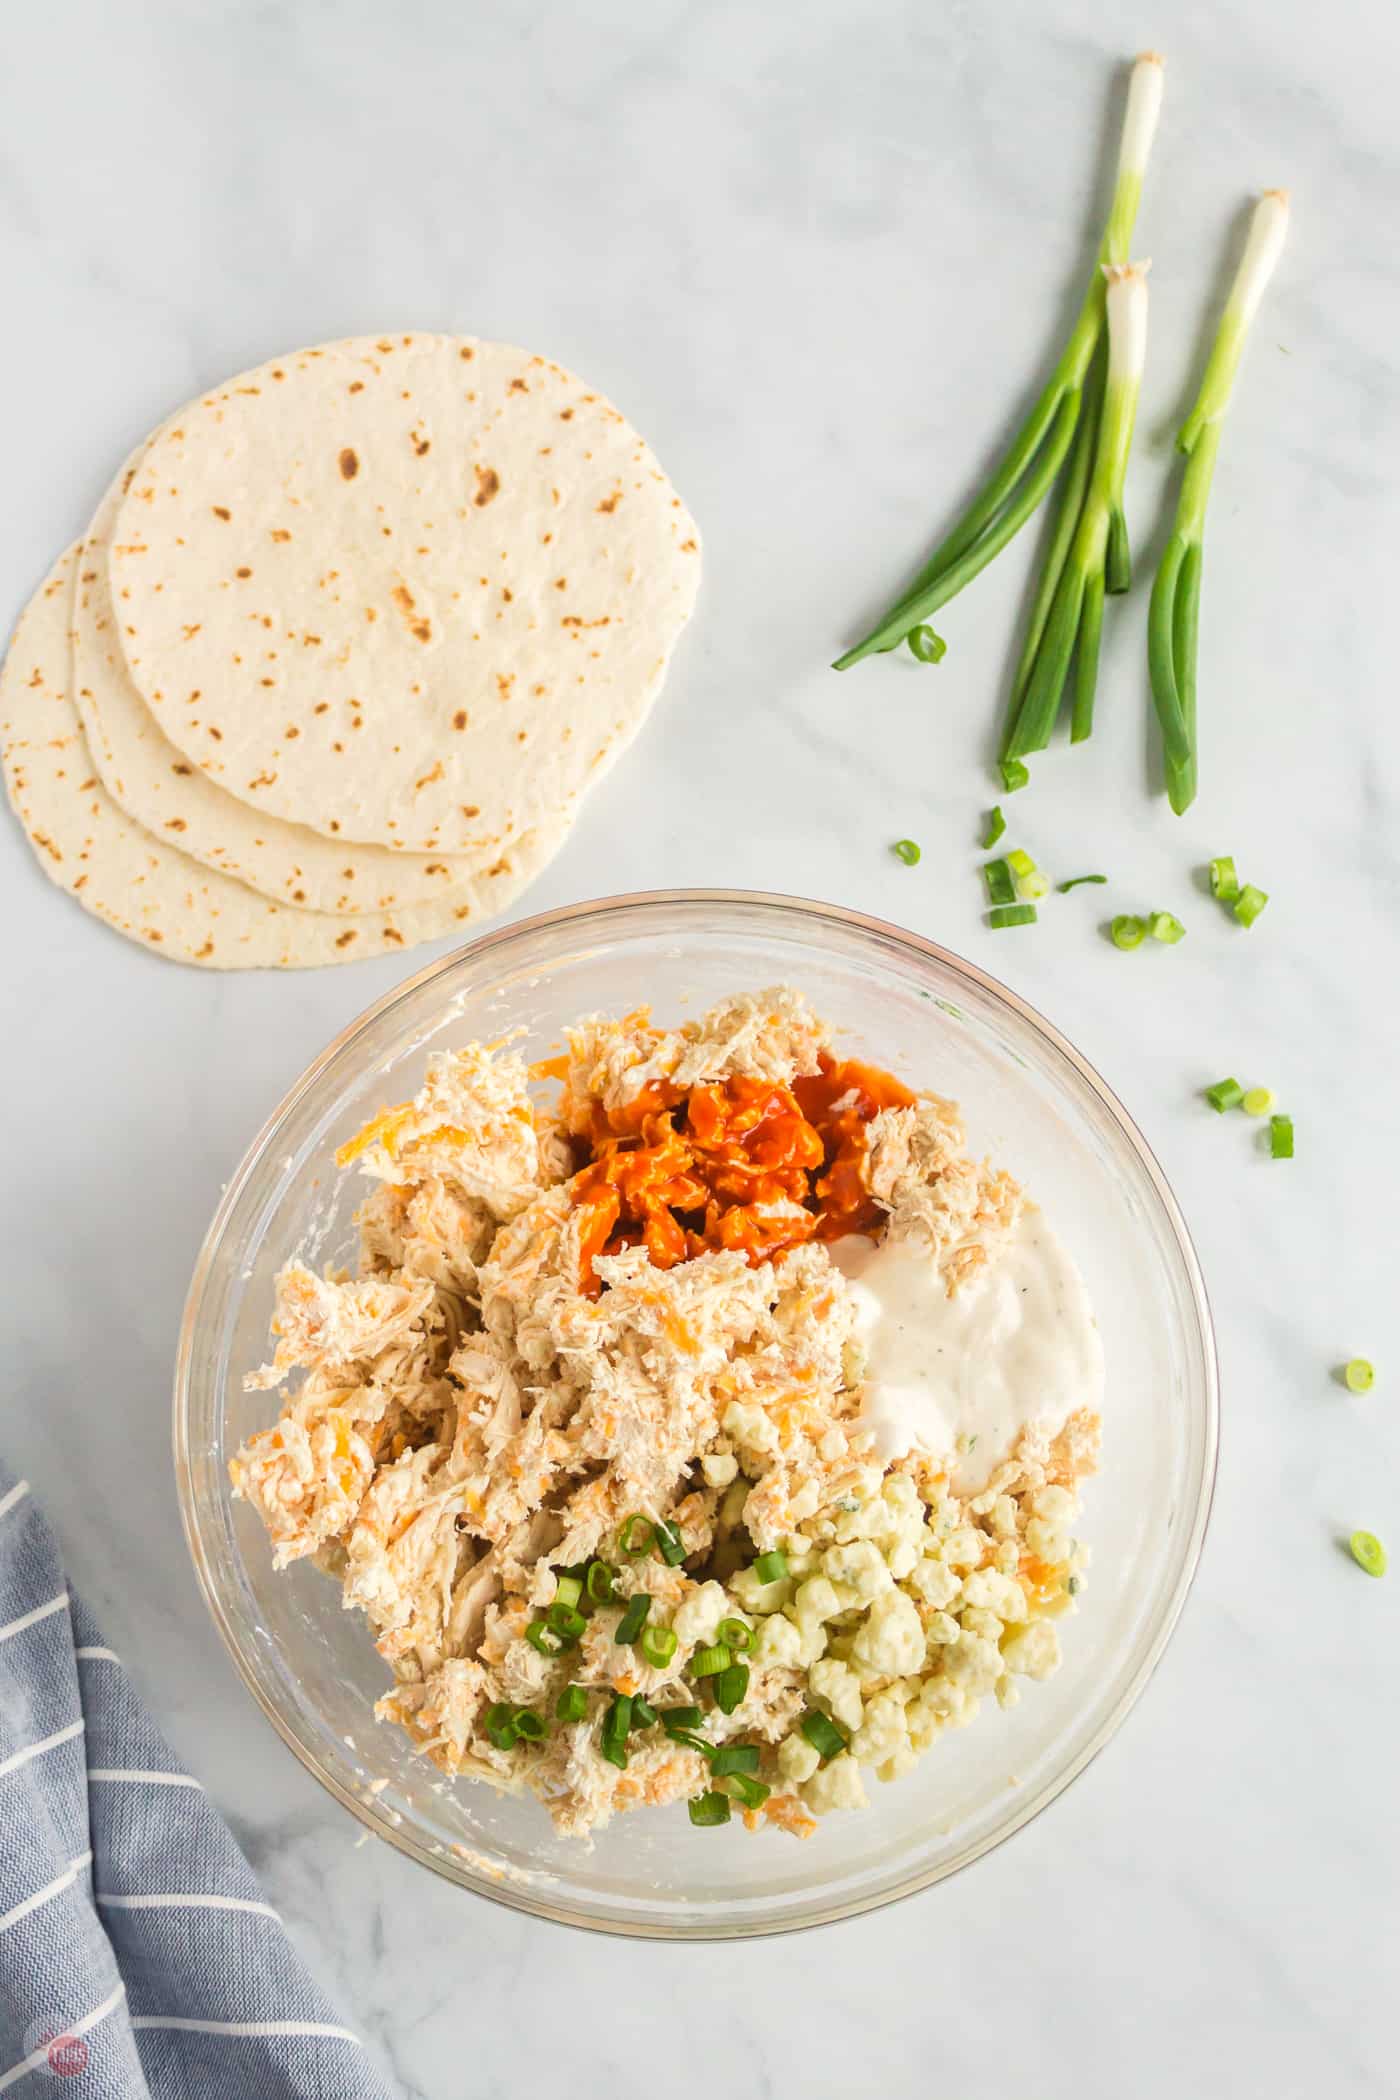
(689, 1643), (731, 1679)
(585, 1559), (616, 1605)
(753, 1550), (788, 1583)
(892, 838), (922, 867)
(988, 903), (1038, 928)
(1148, 910), (1186, 944)
(1057, 873), (1108, 891)
(999, 758), (1030, 794)
(1209, 855), (1240, 901)
(709, 1744), (761, 1778)
(800, 1710), (849, 1763)
(512, 1707), (546, 1742)
(618, 1515), (654, 1559)
(715, 1617), (752, 1653)
(688, 1790), (732, 1826)
(713, 1663), (750, 1714)
(653, 1518), (688, 1567)
(982, 806), (1007, 849)
(525, 1619), (566, 1657)
(1344, 1359), (1375, 1394)
(555, 1684), (588, 1723)
(662, 1704), (705, 1733)
(1233, 883), (1268, 928)
(546, 1601), (586, 1640)
(718, 1772), (771, 1811)
(1349, 1530), (1387, 1579)
(906, 624), (947, 664)
(1269, 1113), (1294, 1160)
(631, 1696), (658, 1729)
(614, 1593), (652, 1646)
(1110, 914), (1146, 950)
(640, 1623), (678, 1669)
(553, 1574), (582, 1611)
(1006, 848), (1036, 880)
(983, 858), (1016, 907)
(484, 1701), (518, 1751)
(1204, 1077), (1244, 1113)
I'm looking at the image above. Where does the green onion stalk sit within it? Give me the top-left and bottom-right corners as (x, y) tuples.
(1150, 188), (1290, 812)
(832, 51), (1164, 674)
(1002, 261), (1150, 757)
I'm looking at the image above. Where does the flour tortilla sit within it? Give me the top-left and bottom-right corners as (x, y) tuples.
(2, 548), (568, 970)
(75, 450), (521, 913)
(109, 332), (701, 854)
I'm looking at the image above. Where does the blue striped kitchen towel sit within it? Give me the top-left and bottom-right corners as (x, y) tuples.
(0, 1460), (398, 2098)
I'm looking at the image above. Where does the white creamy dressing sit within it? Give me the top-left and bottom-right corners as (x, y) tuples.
(830, 1209), (1104, 1494)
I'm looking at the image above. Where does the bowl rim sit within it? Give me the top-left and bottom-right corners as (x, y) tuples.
(173, 886), (1219, 1938)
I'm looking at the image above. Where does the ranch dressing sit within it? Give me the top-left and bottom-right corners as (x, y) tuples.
(830, 1209), (1103, 1494)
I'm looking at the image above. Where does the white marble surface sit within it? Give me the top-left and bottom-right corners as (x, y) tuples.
(2, 1), (1397, 2093)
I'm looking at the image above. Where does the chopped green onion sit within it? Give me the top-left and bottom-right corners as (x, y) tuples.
(1209, 856), (1240, 901)
(984, 858), (1016, 907)
(1067, 1574), (1082, 1596)
(1233, 883), (1268, 928)
(1241, 1086), (1275, 1117)
(1148, 910), (1185, 944)
(1151, 194), (1290, 812)
(988, 904), (1038, 929)
(614, 1593), (652, 1646)
(1006, 848), (1036, 879)
(688, 1791), (732, 1827)
(512, 1708), (546, 1742)
(1018, 871), (1050, 902)
(719, 1773), (771, 1811)
(832, 57), (1164, 678)
(662, 1704), (705, 1733)
(618, 1515), (654, 1558)
(1344, 1358), (1375, 1394)
(689, 1643), (731, 1679)
(484, 1701), (518, 1751)
(555, 1684), (589, 1723)
(525, 1619), (567, 1657)
(713, 1663), (750, 1714)
(1348, 1530), (1387, 1579)
(1204, 1077), (1244, 1113)
(1110, 914), (1146, 950)
(553, 1574), (583, 1611)
(601, 1693), (632, 1743)
(715, 1618), (753, 1653)
(709, 1744), (760, 1777)
(999, 758), (1030, 794)
(653, 1518), (687, 1568)
(800, 1710), (849, 1763)
(753, 1550), (789, 1583)
(585, 1559), (616, 1605)
(891, 838), (922, 867)
(639, 1623), (679, 1669)
(546, 1601), (586, 1640)
(667, 1729), (714, 1757)
(1057, 873), (1108, 891)
(982, 806), (1007, 849)
(906, 624), (947, 664)
(631, 1696), (658, 1729)
(1269, 1113), (1294, 1160)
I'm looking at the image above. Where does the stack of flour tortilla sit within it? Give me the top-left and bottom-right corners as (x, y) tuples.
(0, 333), (700, 968)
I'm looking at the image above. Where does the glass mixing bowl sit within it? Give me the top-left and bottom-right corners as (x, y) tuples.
(175, 890), (1217, 1937)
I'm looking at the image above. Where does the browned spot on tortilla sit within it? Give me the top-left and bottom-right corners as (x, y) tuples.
(559, 409), (574, 421)
(452, 710), (467, 730)
(349, 381), (364, 394)
(415, 761), (444, 791)
(314, 703), (330, 715)
(411, 427), (431, 456)
(235, 567), (252, 579)
(462, 804), (480, 819)
(509, 378), (529, 394)
(165, 818), (187, 831)
(553, 577), (567, 591)
(286, 725), (300, 739)
(333, 741), (344, 752)
(459, 345), (475, 360)
(473, 466), (500, 507)
(147, 931), (164, 943)
(385, 928), (404, 944)
(212, 506), (231, 521)
(681, 538), (698, 553)
(597, 492), (621, 513)
(248, 771), (277, 789)
(208, 727), (223, 741)
(487, 858), (509, 877)
(391, 584), (433, 644)
(329, 820), (341, 832)
(339, 448), (360, 480)
(561, 615), (611, 629)
(293, 888), (306, 902)
(496, 674), (514, 699)
(195, 938), (214, 958)
(336, 930), (357, 948)
(516, 730), (528, 744)
(33, 830), (61, 864)
(302, 634), (322, 647)
(182, 623), (201, 640)
(172, 762), (192, 776)
(426, 862), (447, 875)
(271, 528), (291, 543)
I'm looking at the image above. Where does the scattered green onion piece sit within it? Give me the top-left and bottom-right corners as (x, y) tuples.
(1148, 910), (1186, 944)
(484, 1701), (518, 1751)
(585, 1559), (616, 1605)
(614, 1593), (652, 1646)
(906, 624), (947, 664)
(631, 1695), (658, 1729)
(640, 1623), (679, 1669)
(708, 1744), (760, 1778)
(1233, 883), (1268, 928)
(984, 857), (1017, 907)
(982, 806), (1007, 849)
(689, 1643), (731, 1679)
(1269, 1113), (1294, 1160)
(1348, 1530), (1387, 1579)
(653, 1518), (687, 1567)
(988, 904), (1038, 929)
(1006, 848), (1036, 879)
(552, 1574), (583, 1611)
(719, 1773), (771, 1811)
(1344, 1358), (1375, 1394)
(555, 1685), (588, 1723)
(525, 1619), (566, 1657)
(1018, 871), (1050, 902)
(1209, 856), (1240, 901)
(1204, 1077), (1244, 1113)
(688, 1791), (732, 1827)
(891, 838), (922, 867)
(1110, 914), (1146, 950)
(999, 758), (1030, 794)
(715, 1618), (753, 1653)
(618, 1515), (654, 1559)
(1067, 1574), (1082, 1596)
(753, 1550), (788, 1583)
(713, 1663), (750, 1714)
(1241, 1086), (1275, 1117)
(667, 1729), (714, 1758)
(546, 1601), (586, 1640)
(601, 1693), (632, 1742)
(1057, 873), (1108, 891)
(800, 1710), (849, 1763)
(512, 1708), (546, 1742)
(662, 1704), (705, 1734)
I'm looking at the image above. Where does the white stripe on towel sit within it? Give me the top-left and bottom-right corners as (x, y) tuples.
(0, 1851), (92, 1936)
(75, 1645), (121, 1663)
(0, 1480), (30, 1525)
(0, 1980), (126, 2092)
(88, 1768), (203, 1789)
(97, 1892), (278, 1920)
(0, 1591), (69, 1644)
(0, 1719), (85, 1782)
(130, 2015), (361, 2045)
